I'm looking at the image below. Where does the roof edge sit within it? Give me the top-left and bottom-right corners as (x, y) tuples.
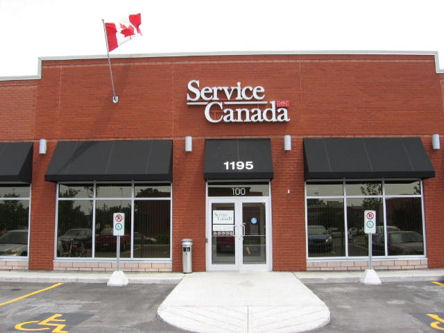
(0, 50), (442, 82)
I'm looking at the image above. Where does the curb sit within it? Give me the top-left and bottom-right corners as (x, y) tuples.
(0, 271), (184, 285)
(295, 270), (444, 284)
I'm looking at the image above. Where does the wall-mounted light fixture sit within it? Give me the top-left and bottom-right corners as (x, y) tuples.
(432, 134), (440, 150)
(39, 138), (47, 155)
(185, 136), (193, 152)
(284, 135), (292, 151)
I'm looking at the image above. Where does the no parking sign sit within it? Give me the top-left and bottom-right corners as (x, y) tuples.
(364, 210), (376, 234)
(113, 213), (125, 236)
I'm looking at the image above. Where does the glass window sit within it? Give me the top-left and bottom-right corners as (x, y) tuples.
(135, 185), (171, 198)
(345, 182), (382, 196)
(305, 180), (425, 259)
(134, 201), (170, 258)
(95, 200), (131, 258)
(347, 198), (384, 256)
(0, 199), (30, 256)
(307, 199), (344, 257)
(56, 183), (172, 259)
(385, 197), (424, 255)
(385, 181), (421, 196)
(96, 184), (131, 198)
(306, 183), (343, 197)
(57, 201), (93, 257)
(59, 184), (93, 198)
(208, 183), (269, 197)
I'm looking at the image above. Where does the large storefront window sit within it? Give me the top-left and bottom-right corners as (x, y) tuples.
(57, 183), (171, 259)
(0, 185), (30, 257)
(306, 180), (424, 258)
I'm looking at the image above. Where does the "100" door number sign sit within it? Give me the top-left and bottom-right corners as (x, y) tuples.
(224, 161), (254, 170)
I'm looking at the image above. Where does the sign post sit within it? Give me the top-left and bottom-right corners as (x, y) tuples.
(364, 210), (376, 270)
(360, 210), (381, 285)
(107, 212), (128, 287)
(113, 212), (125, 271)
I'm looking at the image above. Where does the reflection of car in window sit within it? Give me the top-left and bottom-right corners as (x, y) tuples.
(96, 228), (130, 250)
(348, 227), (358, 238)
(327, 227), (342, 238)
(388, 231), (423, 255)
(58, 228), (92, 257)
(308, 225), (333, 252)
(373, 230), (424, 256)
(59, 228), (92, 243)
(0, 229), (28, 256)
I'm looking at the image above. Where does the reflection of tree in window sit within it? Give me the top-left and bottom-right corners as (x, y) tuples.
(57, 201), (92, 235)
(359, 183), (381, 196)
(61, 188), (80, 198)
(0, 201), (29, 230)
(138, 188), (160, 196)
(387, 198), (422, 233)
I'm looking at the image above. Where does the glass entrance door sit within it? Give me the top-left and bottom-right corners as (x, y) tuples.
(207, 198), (270, 271)
(242, 202), (266, 265)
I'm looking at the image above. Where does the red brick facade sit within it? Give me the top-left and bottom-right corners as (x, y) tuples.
(0, 53), (443, 271)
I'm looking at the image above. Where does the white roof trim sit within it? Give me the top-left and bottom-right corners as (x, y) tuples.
(0, 50), (442, 82)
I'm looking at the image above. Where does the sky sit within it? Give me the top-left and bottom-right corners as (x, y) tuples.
(1, 0), (444, 78)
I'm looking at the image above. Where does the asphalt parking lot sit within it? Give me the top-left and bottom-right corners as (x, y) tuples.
(0, 282), (185, 333)
(307, 280), (444, 333)
(0, 279), (443, 332)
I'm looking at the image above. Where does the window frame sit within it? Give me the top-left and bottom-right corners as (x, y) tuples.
(305, 179), (426, 260)
(54, 181), (172, 261)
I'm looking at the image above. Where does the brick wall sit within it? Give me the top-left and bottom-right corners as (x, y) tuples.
(0, 54), (442, 271)
(53, 261), (171, 272)
(307, 259), (428, 271)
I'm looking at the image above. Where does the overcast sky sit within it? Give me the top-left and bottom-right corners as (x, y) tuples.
(1, 0), (443, 78)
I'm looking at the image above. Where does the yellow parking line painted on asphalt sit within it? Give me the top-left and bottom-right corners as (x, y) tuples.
(433, 281), (444, 287)
(0, 282), (64, 307)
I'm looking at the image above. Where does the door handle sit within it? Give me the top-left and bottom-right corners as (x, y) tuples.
(242, 223), (246, 237)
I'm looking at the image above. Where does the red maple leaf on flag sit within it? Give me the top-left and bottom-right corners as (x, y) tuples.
(120, 24), (135, 38)
(105, 13), (142, 52)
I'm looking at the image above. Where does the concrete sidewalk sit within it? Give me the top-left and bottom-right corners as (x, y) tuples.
(0, 270), (183, 284)
(158, 272), (330, 333)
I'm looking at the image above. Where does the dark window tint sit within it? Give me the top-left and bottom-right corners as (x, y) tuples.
(385, 197), (424, 255)
(57, 200), (93, 257)
(134, 201), (170, 258)
(307, 199), (344, 257)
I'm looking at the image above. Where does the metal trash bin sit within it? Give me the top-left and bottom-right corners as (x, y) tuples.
(181, 238), (193, 273)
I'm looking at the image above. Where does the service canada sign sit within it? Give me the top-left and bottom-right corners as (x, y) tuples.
(186, 80), (290, 123)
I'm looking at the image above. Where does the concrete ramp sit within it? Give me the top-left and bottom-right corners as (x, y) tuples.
(158, 272), (330, 333)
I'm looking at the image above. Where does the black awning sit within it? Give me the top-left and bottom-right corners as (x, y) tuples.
(45, 140), (172, 182)
(204, 138), (273, 180)
(0, 142), (33, 183)
(304, 137), (435, 180)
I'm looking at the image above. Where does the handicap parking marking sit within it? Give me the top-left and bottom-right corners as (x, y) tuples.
(12, 313), (93, 333)
(427, 314), (444, 331)
(412, 313), (444, 331)
(0, 283), (64, 307)
(432, 281), (444, 288)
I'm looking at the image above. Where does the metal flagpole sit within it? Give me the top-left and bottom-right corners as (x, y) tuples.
(102, 19), (119, 104)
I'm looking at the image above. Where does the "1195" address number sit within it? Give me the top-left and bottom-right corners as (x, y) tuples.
(223, 161), (254, 170)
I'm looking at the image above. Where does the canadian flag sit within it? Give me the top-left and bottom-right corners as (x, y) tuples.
(105, 13), (142, 52)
